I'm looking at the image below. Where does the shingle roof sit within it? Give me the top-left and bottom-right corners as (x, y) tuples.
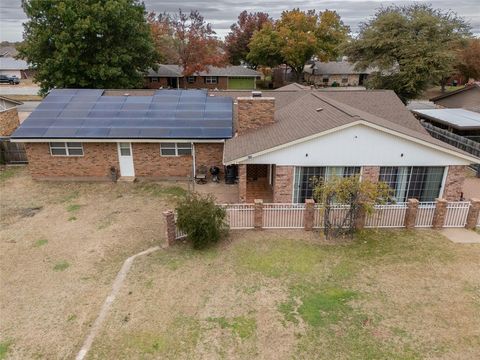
(0, 57), (29, 70)
(147, 65), (261, 77)
(274, 83), (310, 91)
(304, 61), (373, 75)
(430, 83), (480, 102)
(223, 90), (477, 163)
(11, 89), (233, 140)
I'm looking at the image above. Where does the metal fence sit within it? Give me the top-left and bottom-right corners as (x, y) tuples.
(415, 202), (436, 228)
(365, 204), (408, 228)
(263, 203), (305, 228)
(444, 201), (471, 228)
(224, 204), (255, 229)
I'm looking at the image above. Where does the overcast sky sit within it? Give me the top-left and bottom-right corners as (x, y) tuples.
(1, 0), (479, 42)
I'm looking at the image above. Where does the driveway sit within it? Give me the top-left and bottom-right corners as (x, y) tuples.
(0, 85), (40, 95)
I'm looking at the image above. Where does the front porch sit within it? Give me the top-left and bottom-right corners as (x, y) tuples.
(239, 164), (275, 203)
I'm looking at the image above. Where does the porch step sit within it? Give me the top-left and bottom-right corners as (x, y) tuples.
(118, 176), (136, 182)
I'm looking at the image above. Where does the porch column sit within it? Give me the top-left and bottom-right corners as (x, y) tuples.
(466, 198), (480, 230)
(404, 199), (419, 229)
(432, 199), (448, 229)
(239, 164), (247, 203)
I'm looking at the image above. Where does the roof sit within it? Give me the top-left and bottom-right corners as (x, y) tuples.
(274, 83), (310, 91)
(0, 57), (29, 70)
(412, 109), (480, 130)
(304, 61), (373, 75)
(11, 89), (233, 140)
(430, 83), (480, 102)
(0, 96), (23, 111)
(147, 64), (261, 78)
(406, 100), (438, 111)
(223, 90), (478, 163)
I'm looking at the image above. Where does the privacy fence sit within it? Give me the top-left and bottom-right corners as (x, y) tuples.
(164, 198), (480, 244)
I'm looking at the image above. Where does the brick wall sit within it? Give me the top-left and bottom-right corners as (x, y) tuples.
(304, 73), (364, 87)
(194, 143), (224, 180)
(237, 97), (275, 135)
(273, 166), (294, 202)
(146, 76), (229, 90)
(25, 142), (119, 180)
(362, 166), (380, 183)
(443, 165), (467, 201)
(239, 164), (247, 202)
(0, 108), (20, 137)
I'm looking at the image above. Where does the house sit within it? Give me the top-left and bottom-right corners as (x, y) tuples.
(145, 65), (261, 90)
(430, 83), (480, 110)
(303, 61), (371, 87)
(0, 57), (31, 79)
(11, 88), (479, 204)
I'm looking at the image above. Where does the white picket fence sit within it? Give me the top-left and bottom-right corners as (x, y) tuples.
(174, 200), (476, 238)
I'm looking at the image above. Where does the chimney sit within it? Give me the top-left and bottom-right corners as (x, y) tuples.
(236, 95), (275, 135)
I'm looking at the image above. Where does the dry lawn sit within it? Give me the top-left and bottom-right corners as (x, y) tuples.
(0, 167), (185, 359)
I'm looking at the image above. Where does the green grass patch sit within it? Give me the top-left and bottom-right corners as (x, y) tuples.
(234, 238), (325, 277)
(33, 239), (48, 247)
(207, 316), (256, 339)
(0, 168), (19, 182)
(66, 204), (81, 212)
(0, 341), (11, 360)
(68, 216), (77, 221)
(137, 182), (187, 199)
(67, 314), (77, 322)
(53, 260), (70, 271)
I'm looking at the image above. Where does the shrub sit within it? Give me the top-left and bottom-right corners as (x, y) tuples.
(176, 193), (227, 249)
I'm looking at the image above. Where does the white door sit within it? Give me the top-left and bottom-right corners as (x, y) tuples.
(117, 142), (135, 177)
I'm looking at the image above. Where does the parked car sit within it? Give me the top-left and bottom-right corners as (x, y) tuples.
(0, 75), (20, 85)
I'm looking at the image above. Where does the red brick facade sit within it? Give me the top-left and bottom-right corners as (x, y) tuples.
(146, 76), (229, 90)
(442, 165), (467, 201)
(0, 108), (20, 137)
(25, 142), (224, 181)
(361, 166), (380, 183)
(273, 166), (294, 202)
(237, 97), (275, 135)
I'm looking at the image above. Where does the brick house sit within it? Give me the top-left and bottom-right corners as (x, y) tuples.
(145, 64), (261, 90)
(303, 61), (372, 87)
(11, 88), (479, 203)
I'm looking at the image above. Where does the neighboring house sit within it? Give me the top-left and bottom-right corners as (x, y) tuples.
(303, 61), (371, 87)
(0, 57), (31, 79)
(146, 65), (261, 90)
(430, 83), (480, 109)
(11, 88), (479, 204)
(0, 96), (27, 164)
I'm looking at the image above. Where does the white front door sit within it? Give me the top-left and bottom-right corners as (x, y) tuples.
(117, 142), (135, 177)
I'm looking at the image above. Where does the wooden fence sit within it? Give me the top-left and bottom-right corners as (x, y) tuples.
(172, 199), (480, 240)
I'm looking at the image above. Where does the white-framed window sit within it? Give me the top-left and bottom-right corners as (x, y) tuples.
(205, 76), (218, 84)
(322, 75), (329, 83)
(160, 142), (192, 156)
(341, 76), (348, 83)
(150, 77), (159, 83)
(49, 142), (84, 156)
(186, 76), (196, 84)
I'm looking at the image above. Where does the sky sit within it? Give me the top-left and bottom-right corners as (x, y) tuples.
(1, 0), (479, 42)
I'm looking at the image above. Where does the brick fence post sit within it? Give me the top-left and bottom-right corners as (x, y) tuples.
(254, 199), (263, 229)
(354, 205), (366, 230)
(404, 198), (419, 229)
(466, 198), (480, 230)
(304, 199), (315, 231)
(163, 210), (176, 247)
(432, 199), (448, 229)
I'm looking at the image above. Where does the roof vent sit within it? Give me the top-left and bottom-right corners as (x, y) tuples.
(252, 91), (262, 98)
(316, 107), (323, 112)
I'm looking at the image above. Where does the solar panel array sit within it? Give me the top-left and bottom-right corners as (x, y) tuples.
(12, 89), (233, 139)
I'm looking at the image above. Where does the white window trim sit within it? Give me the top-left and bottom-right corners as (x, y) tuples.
(49, 142), (84, 157)
(160, 142), (192, 157)
(205, 76), (218, 84)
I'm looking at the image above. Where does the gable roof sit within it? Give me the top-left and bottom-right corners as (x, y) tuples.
(0, 57), (29, 71)
(274, 83), (310, 91)
(11, 89), (233, 140)
(223, 90), (479, 163)
(0, 96), (23, 111)
(147, 65), (261, 78)
(430, 83), (480, 102)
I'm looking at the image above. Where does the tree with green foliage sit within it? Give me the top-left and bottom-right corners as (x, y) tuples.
(247, 9), (349, 80)
(343, 4), (471, 103)
(176, 193), (227, 249)
(18, 0), (159, 94)
(313, 176), (392, 239)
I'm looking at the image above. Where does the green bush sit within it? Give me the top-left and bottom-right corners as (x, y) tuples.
(176, 193), (227, 249)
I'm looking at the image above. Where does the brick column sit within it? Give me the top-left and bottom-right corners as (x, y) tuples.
(404, 199), (419, 229)
(239, 164), (247, 203)
(466, 198), (480, 230)
(304, 199), (315, 231)
(361, 167), (380, 183)
(163, 210), (176, 247)
(354, 205), (366, 230)
(254, 199), (263, 229)
(432, 199), (448, 229)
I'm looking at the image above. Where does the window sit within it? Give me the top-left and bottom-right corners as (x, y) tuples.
(186, 76), (196, 84)
(150, 77), (159, 83)
(205, 76), (218, 84)
(322, 76), (329, 84)
(341, 76), (348, 84)
(118, 143), (131, 156)
(379, 166), (445, 202)
(49, 142), (83, 156)
(293, 166), (360, 203)
(160, 142), (192, 156)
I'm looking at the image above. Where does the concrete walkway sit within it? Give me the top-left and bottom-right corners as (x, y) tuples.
(75, 246), (161, 360)
(440, 228), (480, 243)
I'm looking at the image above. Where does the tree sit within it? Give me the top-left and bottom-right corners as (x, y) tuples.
(313, 176), (392, 239)
(225, 11), (272, 67)
(18, 0), (158, 94)
(148, 10), (225, 77)
(176, 193), (227, 249)
(247, 9), (349, 80)
(456, 38), (480, 81)
(147, 12), (179, 64)
(343, 4), (471, 103)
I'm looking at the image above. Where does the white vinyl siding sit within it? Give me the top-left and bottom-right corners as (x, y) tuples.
(49, 142), (83, 156)
(160, 142), (192, 156)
